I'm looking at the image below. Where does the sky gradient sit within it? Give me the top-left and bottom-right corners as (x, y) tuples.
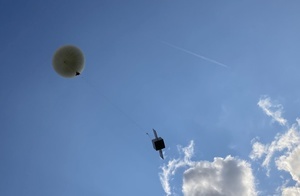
(1, 1), (300, 195)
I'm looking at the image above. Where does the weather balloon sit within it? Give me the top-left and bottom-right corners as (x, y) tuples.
(52, 45), (84, 78)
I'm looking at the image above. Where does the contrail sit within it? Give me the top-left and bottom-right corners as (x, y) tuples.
(162, 41), (229, 68)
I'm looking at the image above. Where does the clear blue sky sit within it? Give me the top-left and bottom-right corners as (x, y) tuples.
(1, 1), (300, 195)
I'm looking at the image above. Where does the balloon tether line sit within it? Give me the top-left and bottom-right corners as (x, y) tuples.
(80, 76), (146, 133)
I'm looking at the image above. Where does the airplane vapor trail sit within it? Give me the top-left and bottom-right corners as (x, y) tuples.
(162, 41), (229, 68)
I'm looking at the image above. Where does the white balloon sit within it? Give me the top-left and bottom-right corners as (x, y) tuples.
(52, 45), (85, 78)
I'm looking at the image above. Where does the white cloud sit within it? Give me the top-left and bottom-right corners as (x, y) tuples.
(159, 141), (194, 196)
(257, 96), (287, 126)
(276, 145), (300, 183)
(256, 127), (300, 170)
(160, 141), (257, 196)
(251, 97), (300, 169)
(250, 119), (300, 171)
(250, 96), (300, 195)
(249, 140), (266, 160)
(281, 186), (300, 196)
(182, 156), (256, 196)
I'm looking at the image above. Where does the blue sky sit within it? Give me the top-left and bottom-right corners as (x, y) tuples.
(1, 1), (300, 195)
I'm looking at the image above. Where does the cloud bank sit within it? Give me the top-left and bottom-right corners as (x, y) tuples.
(159, 95), (300, 195)
(159, 141), (257, 196)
